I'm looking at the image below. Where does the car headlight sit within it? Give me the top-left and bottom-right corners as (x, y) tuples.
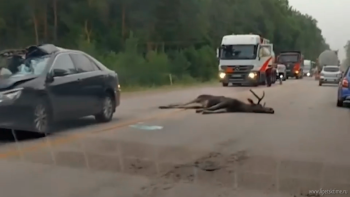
(307, 73), (310, 76)
(295, 70), (299, 74)
(0, 88), (22, 100)
(219, 72), (226, 79)
(248, 72), (257, 78)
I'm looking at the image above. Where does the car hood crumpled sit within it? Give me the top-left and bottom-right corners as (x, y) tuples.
(0, 74), (37, 90)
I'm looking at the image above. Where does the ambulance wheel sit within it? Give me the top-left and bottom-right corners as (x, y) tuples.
(222, 82), (228, 87)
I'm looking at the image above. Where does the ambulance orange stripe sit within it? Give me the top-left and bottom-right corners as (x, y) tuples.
(293, 63), (300, 71)
(259, 57), (272, 72)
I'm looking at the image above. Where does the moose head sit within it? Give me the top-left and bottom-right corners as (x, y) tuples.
(247, 89), (274, 114)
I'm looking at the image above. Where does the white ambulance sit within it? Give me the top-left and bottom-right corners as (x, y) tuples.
(217, 34), (276, 86)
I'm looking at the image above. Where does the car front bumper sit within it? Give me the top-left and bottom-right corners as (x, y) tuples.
(115, 90), (120, 108)
(0, 97), (34, 131)
(219, 72), (260, 84)
(320, 77), (340, 83)
(286, 71), (299, 77)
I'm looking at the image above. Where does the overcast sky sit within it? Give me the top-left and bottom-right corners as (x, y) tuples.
(288, 0), (348, 60)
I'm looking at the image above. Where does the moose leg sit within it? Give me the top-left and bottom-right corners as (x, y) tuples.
(203, 102), (227, 111)
(159, 103), (182, 109)
(200, 102), (228, 114)
(201, 108), (227, 114)
(195, 100), (210, 113)
(180, 105), (203, 109)
(158, 98), (199, 109)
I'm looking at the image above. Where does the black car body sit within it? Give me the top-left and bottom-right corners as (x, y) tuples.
(0, 44), (120, 133)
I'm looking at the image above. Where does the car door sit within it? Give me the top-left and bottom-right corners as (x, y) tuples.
(69, 53), (104, 115)
(46, 53), (82, 119)
(339, 67), (350, 99)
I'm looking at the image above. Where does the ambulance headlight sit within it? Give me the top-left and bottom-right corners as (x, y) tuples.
(248, 72), (257, 78)
(219, 72), (226, 79)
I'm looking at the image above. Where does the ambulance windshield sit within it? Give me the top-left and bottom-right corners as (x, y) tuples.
(220, 45), (258, 60)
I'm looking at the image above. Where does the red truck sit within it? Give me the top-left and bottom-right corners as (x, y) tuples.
(276, 51), (304, 79)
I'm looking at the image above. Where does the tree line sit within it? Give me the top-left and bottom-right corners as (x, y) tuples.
(0, 0), (330, 88)
(343, 41), (350, 69)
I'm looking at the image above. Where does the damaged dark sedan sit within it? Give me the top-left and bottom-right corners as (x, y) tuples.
(0, 44), (120, 133)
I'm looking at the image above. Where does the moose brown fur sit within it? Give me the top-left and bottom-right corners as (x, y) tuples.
(159, 89), (274, 114)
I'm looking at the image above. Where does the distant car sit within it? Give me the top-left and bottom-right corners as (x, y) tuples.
(0, 44), (120, 133)
(303, 68), (312, 77)
(319, 65), (342, 86)
(337, 66), (350, 107)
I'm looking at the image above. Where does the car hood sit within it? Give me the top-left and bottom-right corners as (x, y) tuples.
(0, 74), (38, 90)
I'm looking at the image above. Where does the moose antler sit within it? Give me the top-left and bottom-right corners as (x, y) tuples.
(249, 89), (265, 104)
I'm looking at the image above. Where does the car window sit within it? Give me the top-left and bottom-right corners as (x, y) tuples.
(52, 54), (77, 75)
(85, 54), (109, 71)
(69, 54), (98, 73)
(323, 67), (339, 72)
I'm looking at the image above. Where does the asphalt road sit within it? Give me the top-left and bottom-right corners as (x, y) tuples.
(0, 78), (350, 197)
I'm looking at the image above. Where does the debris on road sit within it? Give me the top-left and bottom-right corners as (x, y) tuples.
(129, 122), (163, 130)
(137, 150), (249, 196)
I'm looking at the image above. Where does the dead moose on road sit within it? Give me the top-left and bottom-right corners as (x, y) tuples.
(159, 89), (274, 114)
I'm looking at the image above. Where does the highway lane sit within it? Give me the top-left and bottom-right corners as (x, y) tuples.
(1, 78), (350, 197)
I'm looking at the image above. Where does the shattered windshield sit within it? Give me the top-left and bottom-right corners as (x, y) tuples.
(220, 45), (257, 59)
(1, 56), (49, 76)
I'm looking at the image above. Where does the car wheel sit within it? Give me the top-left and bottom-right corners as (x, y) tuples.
(95, 93), (114, 123)
(337, 99), (343, 107)
(32, 98), (52, 134)
(222, 82), (228, 87)
(319, 81), (322, 86)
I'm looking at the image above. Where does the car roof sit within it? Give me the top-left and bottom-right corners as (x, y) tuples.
(56, 47), (81, 53)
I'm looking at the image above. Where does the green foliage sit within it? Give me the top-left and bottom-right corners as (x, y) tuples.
(0, 0), (329, 88)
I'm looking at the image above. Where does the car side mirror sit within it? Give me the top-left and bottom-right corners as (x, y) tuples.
(53, 69), (68, 77)
(216, 47), (221, 58)
(45, 72), (54, 83)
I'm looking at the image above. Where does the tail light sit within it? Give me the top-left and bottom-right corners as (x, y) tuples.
(342, 78), (349, 88)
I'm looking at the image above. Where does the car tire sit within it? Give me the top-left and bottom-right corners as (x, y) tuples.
(337, 99), (343, 107)
(319, 81), (322, 86)
(32, 98), (53, 134)
(222, 82), (228, 87)
(95, 92), (115, 123)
